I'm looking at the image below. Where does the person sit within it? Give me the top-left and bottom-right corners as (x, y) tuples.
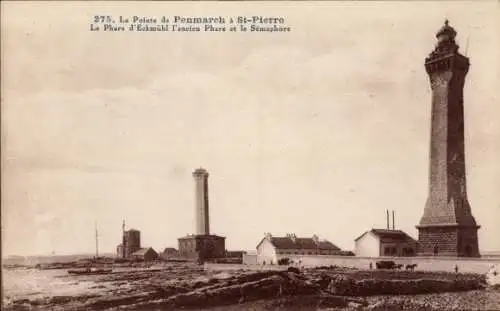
(454, 264), (459, 273)
(369, 262), (373, 270)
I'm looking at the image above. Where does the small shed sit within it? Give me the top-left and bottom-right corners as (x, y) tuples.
(131, 247), (159, 261)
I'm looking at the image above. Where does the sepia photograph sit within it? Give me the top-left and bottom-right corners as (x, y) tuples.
(1, 1), (500, 310)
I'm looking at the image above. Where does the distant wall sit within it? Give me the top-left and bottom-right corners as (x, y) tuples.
(206, 255), (499, 274)
(274, 254), (500, 273)
(242, 254), (257, 265)
(205, 263), (287, 272)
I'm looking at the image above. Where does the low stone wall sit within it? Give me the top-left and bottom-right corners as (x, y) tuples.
(209, 255), (500, 274)
(275, 255), (500, 274)
(205, 263), (287, 272)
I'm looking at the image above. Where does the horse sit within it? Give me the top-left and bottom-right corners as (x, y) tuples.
(395, 264), (404, 270)
(405, 264), (417, 271)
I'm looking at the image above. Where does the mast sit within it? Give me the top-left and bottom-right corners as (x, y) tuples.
(95, 221), (99, 258)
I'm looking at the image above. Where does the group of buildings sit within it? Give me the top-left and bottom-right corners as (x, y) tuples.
(116, 225), (159, 261)
(116, 168), (229, 262)
(116, 21), (482, 264)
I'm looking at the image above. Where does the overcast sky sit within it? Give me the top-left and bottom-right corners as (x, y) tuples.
(2, 1), (499, 256)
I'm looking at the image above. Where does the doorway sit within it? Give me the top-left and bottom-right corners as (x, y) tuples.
(465, 245), (472, 256)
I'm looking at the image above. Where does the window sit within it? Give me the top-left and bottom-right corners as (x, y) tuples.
(403, 248), (414, 256)
(384, 247), (397, 256)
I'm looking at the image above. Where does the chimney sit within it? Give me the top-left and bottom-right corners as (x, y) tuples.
(386, 210), (389, 229)
(312, 234), (319, 245)
(392, 210), (395, 230)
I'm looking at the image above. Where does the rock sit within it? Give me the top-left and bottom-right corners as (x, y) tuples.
(327, 275), (356, 295)
(287, 266), (301, 274)
(486, 264), (500, 287)
(365, 301), (385, 310)
(315, 295), (350, 308)
(347, 301), (364, 310)
(8, 265), (495, 310)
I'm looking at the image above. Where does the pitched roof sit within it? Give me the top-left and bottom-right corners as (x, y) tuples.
(267, 236), (340, 251)
(318, 241), (340, 250)
(355, 229), (416, 243)
(163, 247), (177, 252)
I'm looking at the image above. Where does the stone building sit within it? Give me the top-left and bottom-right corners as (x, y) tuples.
(116, 226), (141, 259)
(178, 168), (226, 262)
(178, 234), (226, 261)
(354, 229), (417, 257)
(256, 233), (342, 265)
(160, 247), (180, 260)
(416, 20), (480, 257)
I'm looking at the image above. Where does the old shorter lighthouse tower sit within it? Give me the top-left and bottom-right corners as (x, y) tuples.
(193, 168), (210, 235)
(416, 20), (480, 257)
(177, 168), (226, 262)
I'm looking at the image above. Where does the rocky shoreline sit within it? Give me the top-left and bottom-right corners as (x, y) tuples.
(3, 265), (499, 311)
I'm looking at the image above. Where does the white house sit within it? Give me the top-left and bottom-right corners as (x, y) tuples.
(256, 233), (342, 265)
(354, 229), (417, 257)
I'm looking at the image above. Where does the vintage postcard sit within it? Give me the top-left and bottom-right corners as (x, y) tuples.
(1, 1), (499, 310)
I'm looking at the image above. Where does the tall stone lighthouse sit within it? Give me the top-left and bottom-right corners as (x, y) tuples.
(416, 20), (480, 257)
(177, 168), (226, 262)
(193, 168), (210, 235)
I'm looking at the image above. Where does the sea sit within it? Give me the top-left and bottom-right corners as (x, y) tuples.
(3, 268), (102, 302)
(2, 254), (115, 304)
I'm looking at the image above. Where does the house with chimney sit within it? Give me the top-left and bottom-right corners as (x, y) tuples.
(354, 229), (417, 257)
(354, 210), (417, 257)
(256, 233), (343, 265)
